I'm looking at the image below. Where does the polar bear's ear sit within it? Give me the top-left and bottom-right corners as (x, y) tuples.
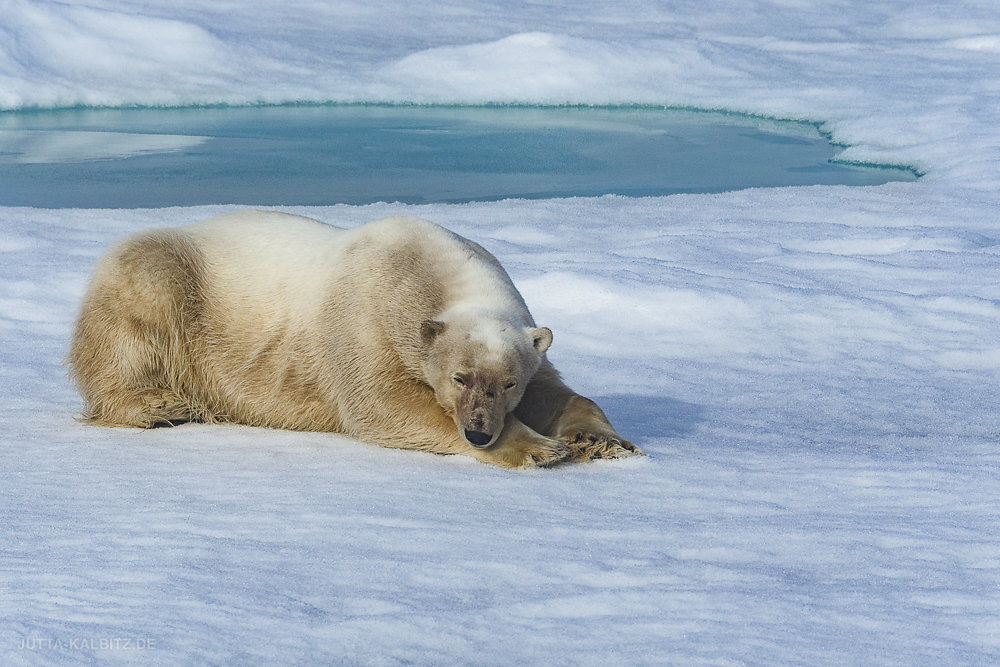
(420, 320), (446, 344)
(530, 327), (553, 354)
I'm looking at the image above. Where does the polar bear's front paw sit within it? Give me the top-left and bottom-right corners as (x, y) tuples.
(479, 416), (574, 469)
(565, 430), (645, 461)
(476, 433), (571, 469)
(520, 437), (572, 468)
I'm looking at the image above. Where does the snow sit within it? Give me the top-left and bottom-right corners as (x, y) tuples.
(2, 0), (1000, 663)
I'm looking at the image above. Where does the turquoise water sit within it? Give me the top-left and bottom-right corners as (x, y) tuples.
(0, 105), (916, 208)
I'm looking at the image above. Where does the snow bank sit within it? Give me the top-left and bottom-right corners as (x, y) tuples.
(4, 1), (999, 186)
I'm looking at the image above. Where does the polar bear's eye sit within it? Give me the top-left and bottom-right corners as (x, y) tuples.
(452, 376), (466, 386)
(504, 381), (517, 390)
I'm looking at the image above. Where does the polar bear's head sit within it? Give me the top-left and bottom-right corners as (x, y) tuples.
(420, 313), (552, 449)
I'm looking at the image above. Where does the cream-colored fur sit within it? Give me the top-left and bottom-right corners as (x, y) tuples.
(67, 211), (642, 468)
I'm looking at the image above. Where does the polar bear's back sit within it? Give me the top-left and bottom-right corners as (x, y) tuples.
(186, 210), (345, 285)
(183, 211), (528, 324)
(186, 210), (489, 279)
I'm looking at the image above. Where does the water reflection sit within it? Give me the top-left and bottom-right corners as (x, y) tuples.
(0, 130), (208, 164)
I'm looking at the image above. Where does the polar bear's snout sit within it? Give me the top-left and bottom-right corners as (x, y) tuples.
(452, 370), (514, 448)
(463, 429), (494, 448)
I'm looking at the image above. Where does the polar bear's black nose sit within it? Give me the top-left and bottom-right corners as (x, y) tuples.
(464, 429), (493, 448)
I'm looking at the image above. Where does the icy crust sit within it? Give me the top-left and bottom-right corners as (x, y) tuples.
(3, 192), (1000, 663)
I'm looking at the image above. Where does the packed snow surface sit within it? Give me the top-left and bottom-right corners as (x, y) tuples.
(2, 0), (999, 663)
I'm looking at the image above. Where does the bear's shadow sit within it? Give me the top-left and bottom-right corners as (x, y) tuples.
(593, 394), (705, 441)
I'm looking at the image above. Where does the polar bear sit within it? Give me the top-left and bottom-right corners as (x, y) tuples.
(67, 211), (642, 468)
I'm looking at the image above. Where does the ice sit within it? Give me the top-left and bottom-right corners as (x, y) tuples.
(3, 0), (1000, 664)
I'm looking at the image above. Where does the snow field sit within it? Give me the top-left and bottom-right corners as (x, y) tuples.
(2, 0), (1000, 662)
